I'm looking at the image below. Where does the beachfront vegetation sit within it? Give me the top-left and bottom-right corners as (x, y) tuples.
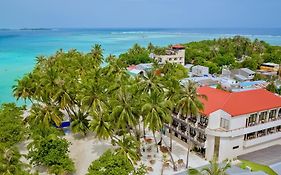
(87, 150), (134, 175)
(0, 103), (26, 147)
(13, 42), (198, 173)
(27, 135), (75, 175)
(0, 103), (33, 175)
(0, 146), (32, 175)
(176, 80), (207, 168)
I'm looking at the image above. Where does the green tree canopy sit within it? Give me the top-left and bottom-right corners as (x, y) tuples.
(87, 150), (134, 175)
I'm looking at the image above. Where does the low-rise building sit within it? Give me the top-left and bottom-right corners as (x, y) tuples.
(257, 63), (280, 76)
(191, 65), (209, 77)
(222, 68), (255, 81)
(152, 45), (185, 65)
(165, 87), (281, 162)
(232, 68), (255, 81)
(260, 63), (280, 72)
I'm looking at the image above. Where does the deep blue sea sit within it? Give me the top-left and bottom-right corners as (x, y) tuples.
(1, 28), (281, 104)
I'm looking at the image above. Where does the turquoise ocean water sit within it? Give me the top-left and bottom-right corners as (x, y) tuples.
(1, 28), (281, 104)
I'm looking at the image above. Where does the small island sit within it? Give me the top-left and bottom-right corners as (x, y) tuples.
(1, 36), (281, 175)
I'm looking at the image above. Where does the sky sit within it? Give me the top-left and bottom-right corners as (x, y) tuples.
(0, 0), (281, 28)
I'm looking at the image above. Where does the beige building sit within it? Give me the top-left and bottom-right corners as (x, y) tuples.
(152, 45), (185, 66)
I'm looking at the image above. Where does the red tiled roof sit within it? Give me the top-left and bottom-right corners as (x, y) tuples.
(172, 44), (185, 49)
(197, 86), (281, 117)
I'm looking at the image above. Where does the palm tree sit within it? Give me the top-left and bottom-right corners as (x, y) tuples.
(110, 86), (139, 138)
(13, 73), (35, 103)
(0, 146), (30, 175)
(90, 110), (112, 140)
(90, 44), (104, 66)
(27, 104), (63, 127)
(137, 70), (164, 95)
(147, 42), (155, 53)
(115, 135), (140, 165)
(141, 91), (178, 171)
(141, 92), (172, 152)
(70, 110), (90, 136)
(188, 159), (231, 175)
(176, 80), (206, 169)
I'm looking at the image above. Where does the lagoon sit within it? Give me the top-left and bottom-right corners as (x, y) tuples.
(1, 28), (281, 104)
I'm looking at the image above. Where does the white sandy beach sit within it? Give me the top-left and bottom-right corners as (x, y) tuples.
(18, 129), (207, 175)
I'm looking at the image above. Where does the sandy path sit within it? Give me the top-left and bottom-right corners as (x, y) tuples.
(65, 134), (114, 175)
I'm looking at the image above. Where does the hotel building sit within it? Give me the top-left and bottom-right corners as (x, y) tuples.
(166, 87), (281, 162)
(151, 45), (185, 66)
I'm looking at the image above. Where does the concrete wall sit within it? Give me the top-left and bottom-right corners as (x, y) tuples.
(208, 110), (231, 129)
(205, 135), (215, 160)
(155, 50), (185, 65)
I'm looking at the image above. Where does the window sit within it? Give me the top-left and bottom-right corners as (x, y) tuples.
(174, 58), (177, 61)
(247, 113), (257, 127)
(259, 111), (267, 123)
(197, 132), (206, 143)
(257, 130), (266, 137)
(277, 125), (281, 132)
(233, 146), (239, 149)
(278, 109), (281, 118)
(189, 127), (196, 137)
(180, 124), (187, 133)
(245, 132), (256, 140)
(199, 116), (208, 128)
(267, 127), (275, 134)
(220, 118), (229, 129)
(269, 110), (277, 121)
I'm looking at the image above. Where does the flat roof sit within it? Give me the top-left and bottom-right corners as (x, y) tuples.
(241, 68), (255, 74)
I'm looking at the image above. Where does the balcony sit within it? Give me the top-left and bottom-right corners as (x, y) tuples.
(198, 122), (208, 129)
(179, 115), (187, 121)
(244, 131), (281, 147)
(206, 119), (281, 138)
(179, 124), (187, 134)
(188, 117), (197, 125)
(171, 120), (179, 129)
(190, 132), (196, 138)
(247, 122), (257, 127)
(197, 137), (206, 143)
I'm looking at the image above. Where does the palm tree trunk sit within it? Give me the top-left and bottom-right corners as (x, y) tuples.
(162, 133), (177, 171)
(143, 121), (146, 139)
(153, 132), (159, 153)
(169, 129), (172, 151)
(138, 122), (141, 138)
(186, 123), (191, 169)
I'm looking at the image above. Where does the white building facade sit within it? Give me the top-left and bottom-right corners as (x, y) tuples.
(152, 45), (185, 66)
(166, 87), (281, 162)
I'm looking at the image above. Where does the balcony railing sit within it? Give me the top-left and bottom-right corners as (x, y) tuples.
(197, 137), (206, 143)
(244, 131), (281, 147)
(179, 115), (187, 121)
(198, 122), (208, 129)
(188, 117), (197, 124)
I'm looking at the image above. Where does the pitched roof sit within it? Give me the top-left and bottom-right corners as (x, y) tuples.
(197, 86), (281, 117)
